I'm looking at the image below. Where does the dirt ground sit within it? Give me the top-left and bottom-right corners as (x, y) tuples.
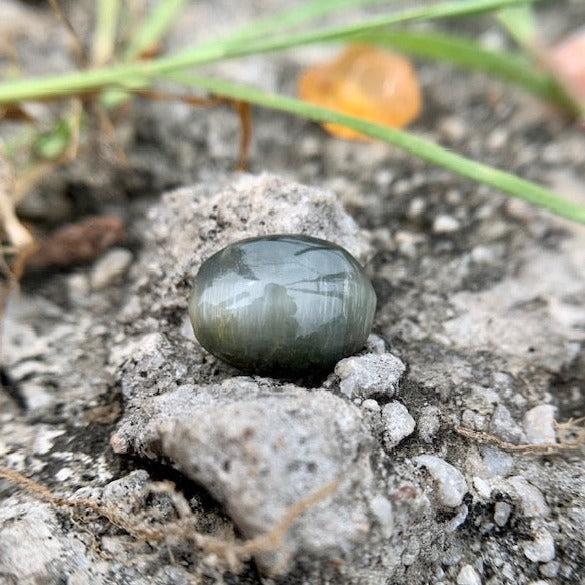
(0, 1), (584, 584)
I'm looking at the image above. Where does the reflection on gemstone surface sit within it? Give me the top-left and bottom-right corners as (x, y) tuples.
(188, 235), (376, 374)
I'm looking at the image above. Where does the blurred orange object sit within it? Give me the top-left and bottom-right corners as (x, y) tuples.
(298, 44), (422, 140)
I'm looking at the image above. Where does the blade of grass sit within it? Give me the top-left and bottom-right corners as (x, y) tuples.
(92, 0), (121, 66)
(355, 29), (577, 113)
(123, 0), (190, 61)
(0, 0), (546, 104)
(164, 73), (585, 225)
(220, 0), (391, 44)
(173, 0), (544, 60)
(496, 5), (537, 49)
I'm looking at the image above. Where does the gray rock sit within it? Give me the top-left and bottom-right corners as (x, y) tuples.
(414, 455), (468, 508)
(456, 564), (482, 585)
(523, 527), (555, 563)
(505, 477), (550, 518)
(0, 498), (109, 585)
(494, 502), (512, 527)
(113, 382), (375, 575)
(90, 247), (133, 290)
(523, 405), (557, 445)
(417, 406), (441, 443)
(335, 352), (405, 399)
(489, 404), (525, 443)
(381, 401), (416, 448)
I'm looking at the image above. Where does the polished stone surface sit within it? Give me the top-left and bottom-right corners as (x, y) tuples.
(188, 234), (376, 374)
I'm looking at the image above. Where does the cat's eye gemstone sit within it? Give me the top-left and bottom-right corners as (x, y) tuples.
(188, 234), (376, 374)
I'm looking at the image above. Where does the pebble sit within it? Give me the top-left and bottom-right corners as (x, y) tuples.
(481, 446), (514, 477)
(487, 128), (508, 150)
(438, 116), (466, 141)
(417, 406), (441, 442)
(369, 494), (394, 538)
(407, 197), (426, 219)
(415, 455), (468, 507)
(523, 527), (555, 563)
(539, 561), (560, 578)
(489, 404), (525, 443)
(433, 214), (461, 234)
(523, 405), (556, 445)
(90, 248), (133, 290)
(506, 476), (550, 518)
(473, 476), (491, 500)
(381, 401), (416, 448)
(67, 273), (91, 304)
(456, 564), (482, 585)
(336, 352), (405, 399)
(494, 501), (512, 527)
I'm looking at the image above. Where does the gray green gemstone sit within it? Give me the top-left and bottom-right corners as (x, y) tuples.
(188, 234), (376, 374)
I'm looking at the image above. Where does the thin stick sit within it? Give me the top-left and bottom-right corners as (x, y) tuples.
(47, 0), (87, 66)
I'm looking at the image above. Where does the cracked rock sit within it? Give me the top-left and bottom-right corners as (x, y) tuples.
(113, 382), (375, 574)
(381, 401), (416, 448)
(334, 352), (405, 399)
(414, 455), (468, 508)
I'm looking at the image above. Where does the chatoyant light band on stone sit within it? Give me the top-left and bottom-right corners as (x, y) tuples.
(188, 234), (376, 374)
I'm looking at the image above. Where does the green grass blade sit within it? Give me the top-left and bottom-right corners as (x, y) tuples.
(496, 5), (537, 48)
(355, 29), (577, 113)
(219, 0), (390, 44)
(164, 73), (585, 225)
(123, 0), (190, 61)
(0, 0), (547, 104)
(93, 0), (121, 65)
(173, 0), (543, 61)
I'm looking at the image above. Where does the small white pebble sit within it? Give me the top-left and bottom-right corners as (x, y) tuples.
(369, 494), (393, 538)
(407, 197), (426, 219)
(487, 128), (508, 150)
(417, 406), (441, 442)
(55, 467), (74, 482)
(470, 245), (496, 265)
(382, 402), (416, 448)
(539, 561), (560, 578)
(482, 446), (514, 477)
(456, 564), (482, 585)
(494, 501), (512, 527)
(506, 476), (550, 518)
(91, 248), (133, 290)
(67, 273), (91, 304)
(335, 353), (405, 399)
(523, 405), (556, 445)
(433, 214), (461, 234)
(439, 116), (466, 141)
(365, 333), (386, 354)
(489, 404), (525, 443)
(361, 399), (380, 412)
(473, 476), (491, 499)
(523, 528), (555, 563)
(415, 455), (468, 507)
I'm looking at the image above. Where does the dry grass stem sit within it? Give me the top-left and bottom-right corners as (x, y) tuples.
(455, 418), (585, 454)
(0, 465), (343, 573)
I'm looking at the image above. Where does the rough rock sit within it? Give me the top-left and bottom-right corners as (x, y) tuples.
(414, 455), (468, 508)
(334, 352), (405, 399)
(523, 405), (557, 445)
(381, 401), (416, 448)
(523, 527), (556, 563)
(90, 247), (133, 290)
(113, 382), (375, 574)
(456, 564), (482, 585)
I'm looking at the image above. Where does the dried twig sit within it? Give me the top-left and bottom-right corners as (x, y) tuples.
(454, 423), (585, 454)
(0, 465), (342, 573)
